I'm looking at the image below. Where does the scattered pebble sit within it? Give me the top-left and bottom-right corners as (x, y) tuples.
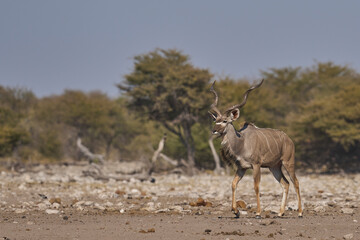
(0, 162), (359, 240)
(49, 198), (61, 205)
(14, 209), (26, 214)
(139, 228), (155, 233)
(314, 206), (326, 213)
(45, 209), (59, 214)
(343, 233), (354, 240)
(236, 200), (247, 209)
(341, 208), (354, 214)
(189, 198), (212, 207)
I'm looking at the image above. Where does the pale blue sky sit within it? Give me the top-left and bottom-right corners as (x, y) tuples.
(1, 1), (359, 97)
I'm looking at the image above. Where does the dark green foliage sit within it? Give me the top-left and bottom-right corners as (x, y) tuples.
(0, 86), (35, 157)
(33, 91), (140, 160)
(286, 63), (360, 170)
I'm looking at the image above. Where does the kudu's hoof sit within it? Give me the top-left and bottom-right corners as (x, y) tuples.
(255, 215), (261, 219)
(233, 211), (240, 218)
(298, 215), (303, 218)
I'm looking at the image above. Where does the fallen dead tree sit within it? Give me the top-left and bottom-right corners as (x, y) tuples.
(82, 166), (154, 182)
(151, 134), (179, 168)
(77, 138), (153, 182)
(150, 134), (196, 175)
(78, 134), (195, 182)
(77, 138), (105, 164)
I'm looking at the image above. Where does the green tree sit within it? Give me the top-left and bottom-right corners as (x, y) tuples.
(33, 91), (138, 160)
(287, 63), (360, 170)
(119, 49), (213, 170)
(0, 86), (35, 158)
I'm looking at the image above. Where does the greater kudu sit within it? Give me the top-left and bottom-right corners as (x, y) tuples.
(209, 80), (303, 218)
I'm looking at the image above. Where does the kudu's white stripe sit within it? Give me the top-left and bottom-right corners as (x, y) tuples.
(269, 132), (280, 153)
(258, 130), (275, 156)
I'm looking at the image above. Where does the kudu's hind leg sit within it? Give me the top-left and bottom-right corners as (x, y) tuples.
(253, 164), (261, 218)
(283, 162), (303, 217)
(269, 164), (289, 217)
(231, 168), (246, 217)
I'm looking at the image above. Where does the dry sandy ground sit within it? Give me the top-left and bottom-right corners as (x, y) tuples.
(0, 163), (359, 240)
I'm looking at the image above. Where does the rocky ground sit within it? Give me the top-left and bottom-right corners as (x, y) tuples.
(0, 162), (359, 240)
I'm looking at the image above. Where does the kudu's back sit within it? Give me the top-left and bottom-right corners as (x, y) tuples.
(239, 123), (295, 168)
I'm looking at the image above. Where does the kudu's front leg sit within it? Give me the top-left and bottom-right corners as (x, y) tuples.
(231, 168), (246, 218)
(253, 165), (262, 219)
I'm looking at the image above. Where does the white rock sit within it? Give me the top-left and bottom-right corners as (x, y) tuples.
(341, 208), (354, 214)
(37, 203), (48, 211)
(315, 201), (329, 207)
(52, 203), (60, 209)
(129, 178), (137, 183)
(108, 178), (116, 184)
(84, 201), (93, 206)
(155, 208), (170, 213)
(141, 206), (156, 212)
(45, 209), (59, 214)
(93, 203), (105, 210)
(131, 189), (140, 195)
(343, 233), (353, 240)
(18, 183), (27, 190)
(314, 206), (326, 213)
(119, 209), (125, 213)
(22, 202), (31, 207)
(76, 206), (84, 211)
(23, 174), (34, 183)
(287, 201), (298, 210)
(15, 209), (26, 214)
(211, 211), (223, 215)
(169, 206), (183, 212)
(240, 211), (248, 215)
(98, 193), (108, 200)
(264, 206), (278, 214)
(73, 200), (85, 207)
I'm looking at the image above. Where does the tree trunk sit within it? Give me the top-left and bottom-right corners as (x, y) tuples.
(105, 138), (113, 160)
(151, 134), (167, 164)
(182, 122), (196, 175)
(161, 120), (196, 175)
(209, 135), (222, 173)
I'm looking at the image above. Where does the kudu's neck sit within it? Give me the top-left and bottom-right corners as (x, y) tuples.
(221, 123), (244, 154)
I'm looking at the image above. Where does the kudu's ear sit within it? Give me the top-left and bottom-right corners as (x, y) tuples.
(229, 108), (240, 121)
